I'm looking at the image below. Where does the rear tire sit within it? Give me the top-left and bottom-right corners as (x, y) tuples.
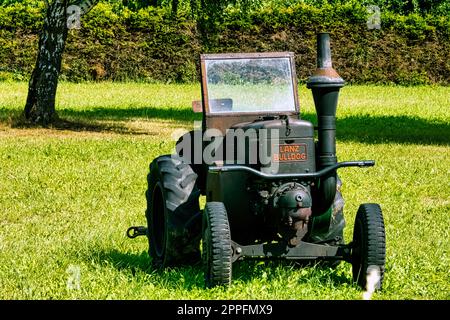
(146, 155), (202, 268)
(352, 203), (386, 290)
(202, 202), (232, 288)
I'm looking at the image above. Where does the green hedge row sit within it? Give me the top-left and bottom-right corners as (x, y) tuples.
(0, 1), (449, 84)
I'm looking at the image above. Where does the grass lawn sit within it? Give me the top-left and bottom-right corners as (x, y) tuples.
(0, 82), (449, 299)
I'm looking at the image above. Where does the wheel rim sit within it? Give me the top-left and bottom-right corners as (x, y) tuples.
(152, 182), (166, 258)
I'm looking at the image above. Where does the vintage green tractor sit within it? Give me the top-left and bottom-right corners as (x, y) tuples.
(127, 33), (386, 290)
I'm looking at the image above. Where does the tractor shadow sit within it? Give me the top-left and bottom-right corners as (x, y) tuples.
(85, 248), (205, 290)
(232, 260), (352, 287)
(85, 248), (351, 290)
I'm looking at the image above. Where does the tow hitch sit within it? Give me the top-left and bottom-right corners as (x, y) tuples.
(126, 226), (147, 239)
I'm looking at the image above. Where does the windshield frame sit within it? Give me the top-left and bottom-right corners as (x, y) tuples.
(200, 52), (300, 117)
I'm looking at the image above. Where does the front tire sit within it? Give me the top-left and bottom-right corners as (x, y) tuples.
(202, 202), (232, 288)
(352, 203), (386, 290)
(146, 155), (202, 268)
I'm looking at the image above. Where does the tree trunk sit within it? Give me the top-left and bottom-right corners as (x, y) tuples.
(24, 0), (68, 125)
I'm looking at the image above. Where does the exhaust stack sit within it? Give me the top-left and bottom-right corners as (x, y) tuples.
(307, 33), (345, 214)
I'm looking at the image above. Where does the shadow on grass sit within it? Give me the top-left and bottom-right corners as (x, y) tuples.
(86, 248), (351, 290)
(303, 113), (449, 146)
(4, 110), (160, 136)
(59, 108), (450, 145)
(232, 260), (352, 287)
(1, 107), (448, 145)
(86, 249), (204, 290)
(59, 107), (202, 123)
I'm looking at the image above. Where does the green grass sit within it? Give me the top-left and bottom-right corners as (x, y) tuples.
(0, 82), (449, 299)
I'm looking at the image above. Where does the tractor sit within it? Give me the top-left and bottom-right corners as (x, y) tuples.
(127, 33), (386, 290)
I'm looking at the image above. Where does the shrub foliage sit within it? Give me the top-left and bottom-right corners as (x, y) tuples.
(0, 0), (448, 84)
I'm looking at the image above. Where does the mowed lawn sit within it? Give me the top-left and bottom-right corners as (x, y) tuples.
(0, 82), (449, 299)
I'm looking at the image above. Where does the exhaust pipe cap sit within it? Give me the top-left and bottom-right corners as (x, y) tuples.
(307, 32), (345, 89)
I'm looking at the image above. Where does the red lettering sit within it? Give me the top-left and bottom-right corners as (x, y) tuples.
(273, 144), (307, 162)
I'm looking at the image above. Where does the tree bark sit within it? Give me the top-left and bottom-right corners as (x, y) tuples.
(24, 0), (68, 125)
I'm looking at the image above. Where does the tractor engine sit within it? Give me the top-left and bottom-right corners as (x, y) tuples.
(246, 179), (313, 245)
(271, 182), (312, 246)
(227, 117), (316, 244)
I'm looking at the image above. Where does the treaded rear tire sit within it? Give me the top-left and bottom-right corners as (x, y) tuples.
(202, 202), (232, 288)
(146, 155), (201, 268)
(352, 203), (386, 290)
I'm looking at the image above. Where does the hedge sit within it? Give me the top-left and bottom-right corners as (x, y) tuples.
(0, 1), (449, 85)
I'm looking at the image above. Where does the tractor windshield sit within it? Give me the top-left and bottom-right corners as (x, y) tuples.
(203, 55), (298, 114)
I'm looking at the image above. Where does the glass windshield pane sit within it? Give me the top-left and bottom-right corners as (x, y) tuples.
(205, 57), (296, 113)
